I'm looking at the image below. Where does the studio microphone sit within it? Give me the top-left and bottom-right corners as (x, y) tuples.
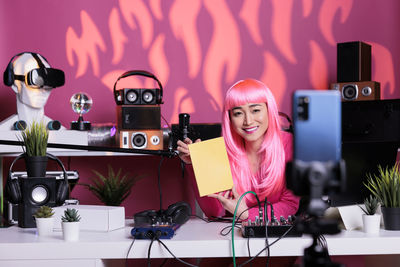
(179, 113), (190, 140)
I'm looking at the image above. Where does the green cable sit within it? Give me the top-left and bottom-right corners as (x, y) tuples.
(231, 190), (260, 267)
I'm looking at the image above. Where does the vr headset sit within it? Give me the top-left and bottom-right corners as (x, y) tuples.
(3, 52), (65, 89)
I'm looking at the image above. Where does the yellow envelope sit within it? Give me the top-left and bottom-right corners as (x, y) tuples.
(188, 137), (233, 196)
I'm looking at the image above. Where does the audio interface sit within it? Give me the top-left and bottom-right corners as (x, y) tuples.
(131, 224), (181, 239)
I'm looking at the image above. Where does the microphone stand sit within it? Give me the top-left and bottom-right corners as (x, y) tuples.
(0, 139), (177, 157)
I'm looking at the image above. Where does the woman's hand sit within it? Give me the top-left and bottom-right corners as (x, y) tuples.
(176, 138), (201, 164)
(209, 186), (249, 220)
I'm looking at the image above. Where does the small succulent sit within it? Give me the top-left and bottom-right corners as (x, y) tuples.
(61, 208), (81, 222)
(33, 206), (54, 218)
(359, 195), (379, 215)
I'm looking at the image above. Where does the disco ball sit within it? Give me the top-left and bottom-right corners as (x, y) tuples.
(70, 92), (92, 130)
(70, 92), (93, 115)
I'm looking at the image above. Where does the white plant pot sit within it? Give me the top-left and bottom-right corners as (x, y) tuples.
(362, 214), (381, 234)
(35, 217), (54, 236)
(62, 221), (80, 242)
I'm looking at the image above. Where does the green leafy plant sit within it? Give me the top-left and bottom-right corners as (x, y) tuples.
(33, 206), (54, 218)
(81, 165), (145, 206)
(20, 121), (49, 157)
(61, 208), (81, 222)
(359, 195), (379, 215)
(364, 163), (400, 208)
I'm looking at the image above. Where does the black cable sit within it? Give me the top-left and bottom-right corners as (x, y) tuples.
(220, 223), (242, 236)
(159, 258), (169, 267)
(263, 199), (270, 267)
(125, 235), (136, 267)
(147, 236), (156, 267)
(246, 236), (252, 267)
(161, 114), (171, 129)
(220, 207), (253, 236)
(190, 214), (212, 223)
(157, 156), (165, 211)
(238, 225), (294, 267)
(317, 234), (328, 249)
(269, 202), (275, 224)
(67, 156), (71, 170)
(156, 238), (199, 267)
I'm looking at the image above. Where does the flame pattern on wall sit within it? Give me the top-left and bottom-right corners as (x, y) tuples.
(63, 0), (395, 123)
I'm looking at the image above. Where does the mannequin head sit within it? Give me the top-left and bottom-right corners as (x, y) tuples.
(9, 53), (53, 109)
(2, 52), (65, 128)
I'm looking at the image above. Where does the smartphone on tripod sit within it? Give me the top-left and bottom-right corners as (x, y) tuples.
(292, 90), (342, 163)
(290, 90), (344, 267)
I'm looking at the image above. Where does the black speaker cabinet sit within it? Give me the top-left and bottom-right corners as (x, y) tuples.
(117, 105), (161, 130)
(337, 41), (371, 83)
(329, 99), (400, 206)
(170, 123), (222, 149)
(18, 177), (57, 228)
(342, 99), (400, 143)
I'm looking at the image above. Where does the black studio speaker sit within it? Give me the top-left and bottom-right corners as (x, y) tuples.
(337, 41), (371, 83)
(5, 153), (70, 228)
(329, 99), (400, 206)
(113, 70), (163, 106)
(17, 177), (57, 228)
(116, 105), (161, 130)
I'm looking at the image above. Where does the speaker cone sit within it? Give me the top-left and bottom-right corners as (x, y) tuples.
(126, 90), (138, 103)
(142, 90), (155, 104)
(342, 84), (358, 101)
(31, 185), (49, 204)
(132, 132), (147, 148)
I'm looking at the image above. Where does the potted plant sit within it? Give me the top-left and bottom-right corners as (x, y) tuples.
(61, 208), (81, 241)
(359, 195), (381, 234)
(19, 121), (49, 178)
(80, 165), (145, 206)
(33, 205), (54, 236)
(364, 163), (400, 230)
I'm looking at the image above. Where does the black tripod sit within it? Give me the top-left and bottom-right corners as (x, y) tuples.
(287, 160), (346, 267)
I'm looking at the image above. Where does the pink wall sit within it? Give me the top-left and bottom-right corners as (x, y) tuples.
(1, 0), (399, 217)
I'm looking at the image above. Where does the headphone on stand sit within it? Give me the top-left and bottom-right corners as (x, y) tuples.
(4, 52), (46, 86)
(6, 153), (69, 205)
(134, 201), (192, 226)
(113, 70), (163, 105)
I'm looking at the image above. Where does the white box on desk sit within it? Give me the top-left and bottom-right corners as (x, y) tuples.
(53, 205), (125, 232)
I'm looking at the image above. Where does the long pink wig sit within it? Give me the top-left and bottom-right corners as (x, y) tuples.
(222, 79), (285, 200)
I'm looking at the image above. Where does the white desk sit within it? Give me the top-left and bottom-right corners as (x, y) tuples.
(1, 218), (400, 267)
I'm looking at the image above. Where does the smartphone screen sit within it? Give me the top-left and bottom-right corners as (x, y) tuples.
(292, 90), (341, 163)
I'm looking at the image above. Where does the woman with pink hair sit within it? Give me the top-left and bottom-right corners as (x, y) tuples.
(178, 79), (299, 221)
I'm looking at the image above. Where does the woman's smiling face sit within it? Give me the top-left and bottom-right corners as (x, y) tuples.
(229, 102), (269, 146)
